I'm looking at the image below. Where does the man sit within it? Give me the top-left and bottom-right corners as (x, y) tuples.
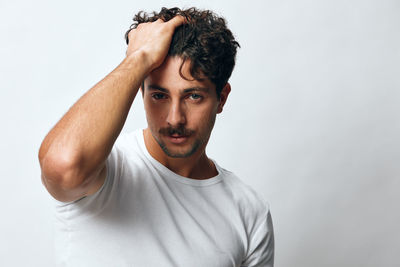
(39, 7), (274, 267)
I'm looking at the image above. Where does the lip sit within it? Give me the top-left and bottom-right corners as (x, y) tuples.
(166, 135), (189, 144)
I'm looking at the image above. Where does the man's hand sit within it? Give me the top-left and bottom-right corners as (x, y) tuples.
(126, 16), (186, 73)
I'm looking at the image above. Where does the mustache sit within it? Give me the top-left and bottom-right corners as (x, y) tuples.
(159, 126), (194, 136)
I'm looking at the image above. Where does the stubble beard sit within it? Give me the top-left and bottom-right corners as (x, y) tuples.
(156, 137), (202, 158)
(152, 115), (216, 159)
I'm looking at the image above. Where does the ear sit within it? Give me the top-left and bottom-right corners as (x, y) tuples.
(217, 83), (231, 114)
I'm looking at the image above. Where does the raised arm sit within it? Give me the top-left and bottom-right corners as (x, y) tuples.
(38, 16), (185, 202)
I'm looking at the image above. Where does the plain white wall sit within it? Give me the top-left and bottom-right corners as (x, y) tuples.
(1, 0), (399, 266)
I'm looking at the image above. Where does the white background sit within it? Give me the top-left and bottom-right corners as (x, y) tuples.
(1, 0), (399, 266)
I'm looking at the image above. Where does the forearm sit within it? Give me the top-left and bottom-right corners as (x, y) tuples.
(39, 52), (147, 184)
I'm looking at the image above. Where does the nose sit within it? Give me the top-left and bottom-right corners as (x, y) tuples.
(166, 100), (186, 127)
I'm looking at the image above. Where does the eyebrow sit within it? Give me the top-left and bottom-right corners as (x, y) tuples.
(147, 84), (211, 94)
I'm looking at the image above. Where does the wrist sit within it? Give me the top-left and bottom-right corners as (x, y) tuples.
(126, 50), (154, 76)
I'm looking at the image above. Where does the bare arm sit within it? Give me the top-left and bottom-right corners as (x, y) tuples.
(39, 16), (185, 202)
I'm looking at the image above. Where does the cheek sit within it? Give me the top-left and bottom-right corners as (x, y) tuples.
(188, 104), (218, 125)
(144, 99), (165, 126)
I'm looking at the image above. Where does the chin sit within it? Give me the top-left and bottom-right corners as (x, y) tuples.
(160, 140), (201, 158)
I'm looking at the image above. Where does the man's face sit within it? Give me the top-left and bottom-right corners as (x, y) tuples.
(143, 56), (230, 158)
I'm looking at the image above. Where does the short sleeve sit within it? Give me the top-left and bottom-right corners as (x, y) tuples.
(53, 142), (124, 220)
(241, 210), (275, 267)
(104, 141), (124, 185)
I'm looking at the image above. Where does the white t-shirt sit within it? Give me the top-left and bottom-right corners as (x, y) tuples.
(54, 129), (274, 267)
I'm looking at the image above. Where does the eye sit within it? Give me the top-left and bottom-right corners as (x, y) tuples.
(188, 93), (203, 101)
(152, 93), (167, 100)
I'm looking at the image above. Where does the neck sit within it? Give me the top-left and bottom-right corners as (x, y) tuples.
(143, 128), (217, 179)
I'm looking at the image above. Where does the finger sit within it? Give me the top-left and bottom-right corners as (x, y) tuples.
(167, 15), (186, 28)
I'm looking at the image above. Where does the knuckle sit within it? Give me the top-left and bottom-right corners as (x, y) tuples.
(128, 29), (135, 37)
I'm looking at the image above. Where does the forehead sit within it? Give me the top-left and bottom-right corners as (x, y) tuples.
(144, 56), (215, 92)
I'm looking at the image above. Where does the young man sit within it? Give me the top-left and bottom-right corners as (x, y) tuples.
(39, 7), (274, 267)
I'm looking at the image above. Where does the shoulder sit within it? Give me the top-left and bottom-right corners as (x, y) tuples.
(112, 129), (142, 156)
(105, 129), (153, 188)
(107, 129), (147, 169)
(218, 166), (271, 223)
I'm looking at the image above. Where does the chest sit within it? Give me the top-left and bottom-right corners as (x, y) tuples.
(79, 176), (248, 266)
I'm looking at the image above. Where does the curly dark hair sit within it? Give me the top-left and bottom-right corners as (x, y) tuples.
(125, 7), (240, 98)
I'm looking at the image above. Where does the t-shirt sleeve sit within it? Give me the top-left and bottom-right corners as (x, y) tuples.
(241, 210), (275, 267)
(104, 142), (124, 187)
(53, 142), (124, 218)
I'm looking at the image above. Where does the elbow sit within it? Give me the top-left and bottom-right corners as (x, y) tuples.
(39, 151), (86, 191)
